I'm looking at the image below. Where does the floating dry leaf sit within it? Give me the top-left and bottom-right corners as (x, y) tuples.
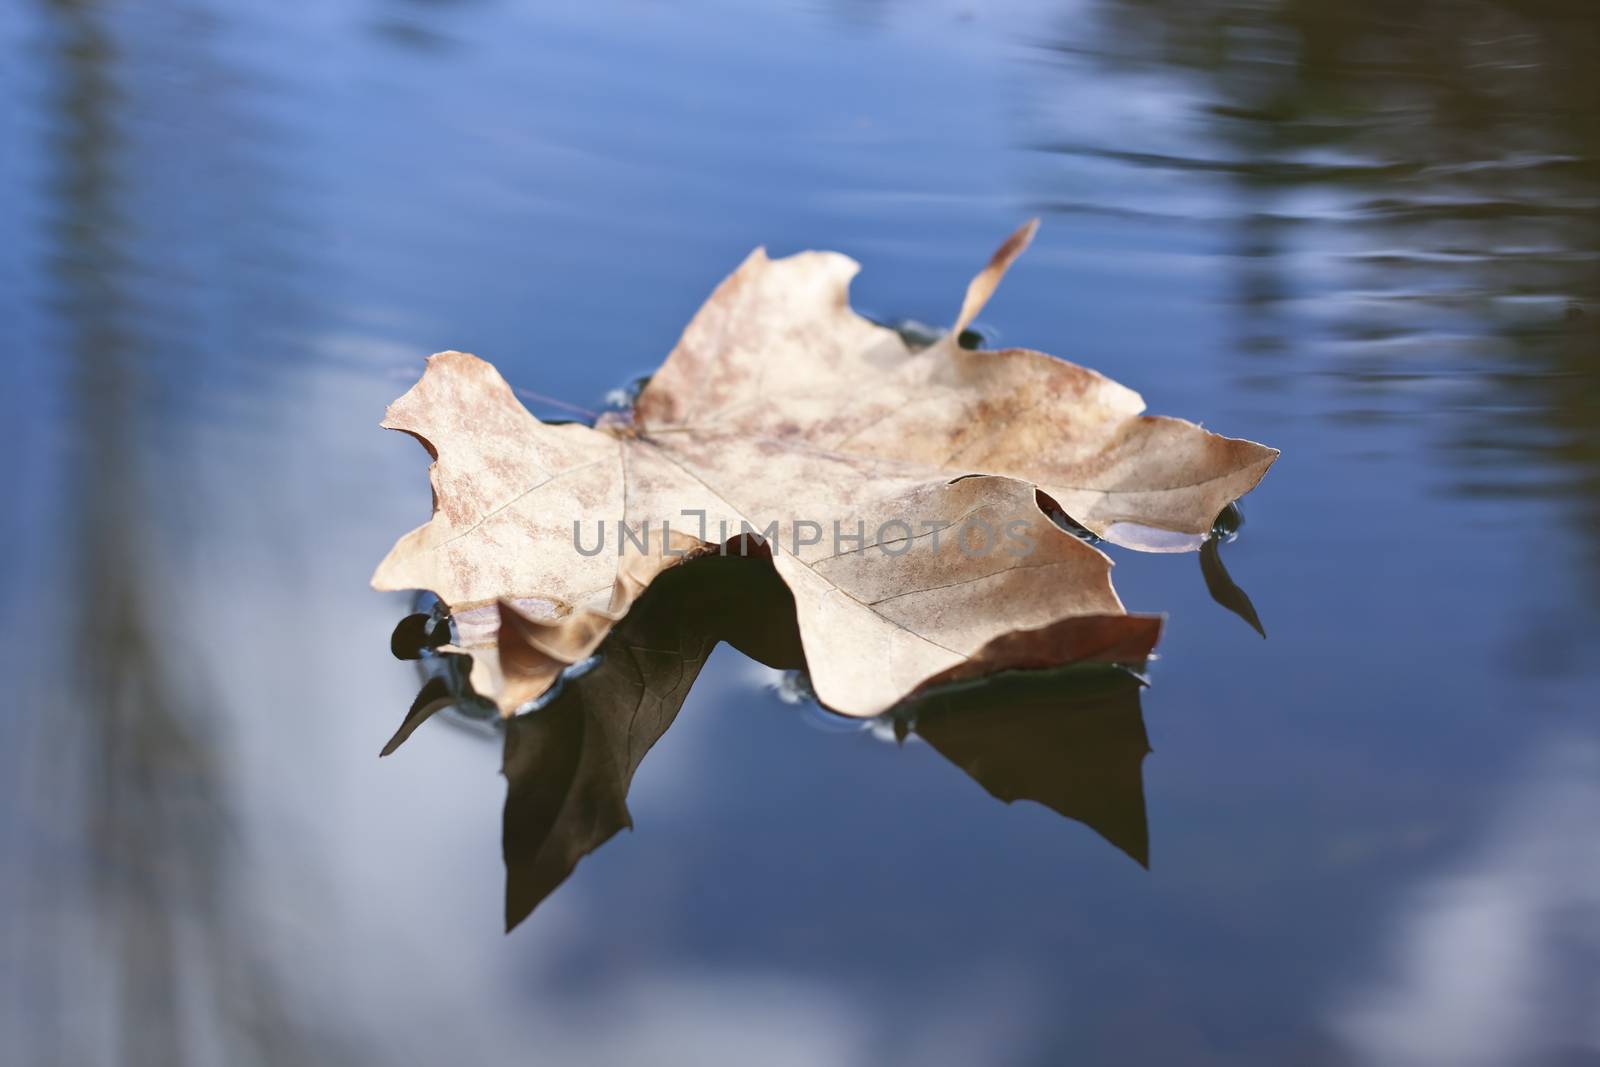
(373, 222), (1277, 717)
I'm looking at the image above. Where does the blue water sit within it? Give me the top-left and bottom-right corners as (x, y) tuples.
(5, 1), (1599, 1064)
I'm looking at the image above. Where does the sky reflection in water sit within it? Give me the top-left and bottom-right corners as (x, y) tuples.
(3, 0), (1599, 1064)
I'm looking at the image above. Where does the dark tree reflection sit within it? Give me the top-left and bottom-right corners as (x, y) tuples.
(15, 2), (336, 1064)
(1037, 0), (1600, 588)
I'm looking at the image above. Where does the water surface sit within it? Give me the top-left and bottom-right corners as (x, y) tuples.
(5, 1), (1599, 1064)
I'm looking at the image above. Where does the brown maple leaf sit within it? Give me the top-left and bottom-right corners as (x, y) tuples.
(372, 222), (1277, 717)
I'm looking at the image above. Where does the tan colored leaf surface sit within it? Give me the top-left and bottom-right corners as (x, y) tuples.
(373, 223), (1276, 717)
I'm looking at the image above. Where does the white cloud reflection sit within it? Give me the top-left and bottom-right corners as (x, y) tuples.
(174, 353), (892, 1067)
(1330, 735), (1600, 1066)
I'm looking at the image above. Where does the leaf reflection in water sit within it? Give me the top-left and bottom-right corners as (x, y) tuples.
(1198, 502), (1266, 638)
(908, 668), (1152, 868)
(388, 552), (1156, 932)
(1200, 537), (1267, 639)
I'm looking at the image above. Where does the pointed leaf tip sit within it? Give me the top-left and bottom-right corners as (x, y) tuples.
(953, 219), (1040, 337)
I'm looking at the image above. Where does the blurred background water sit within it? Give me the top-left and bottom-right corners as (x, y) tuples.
(3, 0), (1599, 1064)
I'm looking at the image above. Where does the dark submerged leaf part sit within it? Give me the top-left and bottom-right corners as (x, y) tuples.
(381, 676), (457, 757)
(913, 666), (1153, 866)
(501, 555), (801, 931)
(1199, 536), (1266, 638)
(499, 550), (1161, 929)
